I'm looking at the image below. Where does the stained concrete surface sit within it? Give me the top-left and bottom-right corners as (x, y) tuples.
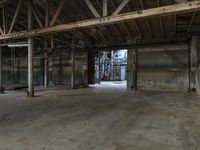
(0, 81), (200, 150)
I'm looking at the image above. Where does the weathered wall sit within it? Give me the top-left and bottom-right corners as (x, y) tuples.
(1, 49), (88, 89)
(135, 43), (190, 92)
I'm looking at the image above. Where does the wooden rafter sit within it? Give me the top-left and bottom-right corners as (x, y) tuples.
(8, 0), (22, 33)
(28, 0), (44, 29)
(2, 1), (7, 34)
(0, 1), (200, 40)
(0, 27), (3, 35)
(45, 0), (49, 27)
(50, 0), (66, 27)
(174, 14), (176, 37)
(103, 0), (108, 17)
(139, 0), (153, 38)
(85, 0), (100, 18)
(187, 11), (196, 35)
(112, 0), (130, 15)
(156, 0), (164, 38)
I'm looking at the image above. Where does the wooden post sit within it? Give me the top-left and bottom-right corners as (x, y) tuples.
(28, 0), (34, 97)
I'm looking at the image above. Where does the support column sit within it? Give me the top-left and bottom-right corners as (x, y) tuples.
(0, 47), (3, 93)
(88, 50), (95, 84)
(71, 43), (75, 89)
(190, 36), (200, 94)
(28, 0), (34, 97)
(127, 48), (137, 90)
(44, 41), (49, 88)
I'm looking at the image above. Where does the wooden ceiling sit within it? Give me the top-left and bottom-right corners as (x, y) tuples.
(0, 0), (199, 49)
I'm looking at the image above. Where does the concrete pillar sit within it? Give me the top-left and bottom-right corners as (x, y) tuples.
(28, 0), (34, 97)
(98, 51), (101, 84)
(0, 47), (2, 89)
(59, 53), (63, 84)
(190, 36), (200, 94)
(88, 50), (95, 84)
(71, 46), (75, 89)
(44, 41), (49, 88)
(127, 49), (137, 90)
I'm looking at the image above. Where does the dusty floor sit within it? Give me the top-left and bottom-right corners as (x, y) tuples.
(0, 81), (200, 150)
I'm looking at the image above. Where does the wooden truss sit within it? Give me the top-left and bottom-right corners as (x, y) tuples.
(0, 0), (200, 41)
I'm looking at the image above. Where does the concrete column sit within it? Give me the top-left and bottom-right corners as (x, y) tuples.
(0, 47), (2, 88)
(28, 0), (34, 97)
(44, 41), (49, 88)
(127, 49), (137, 90)
(88, 50), (95, 84)
(71, 46), (75, 89)
(190, 36), (200, 94)
(59, 53), (63, 84)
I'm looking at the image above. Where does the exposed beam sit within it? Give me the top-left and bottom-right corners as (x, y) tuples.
(28, 0), (44, 29)
(45, 0), (49, 27)
(174, 14), (176, 37)
(112, 0), (130, 15)
(85, 0), (100, 18)
(103, 0), (108, 16)
(139, 0), (153, 38)
(49, 0), (66, 27)
(8, 0), (23, 33)
(156, 0), (164, 38)
(2, 1), (7, 34)
(0, 27), (3, 35)
(187, 11), (196, 35)
(1, 1), (200, 40)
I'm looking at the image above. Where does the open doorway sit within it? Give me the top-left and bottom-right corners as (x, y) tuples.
(94, 49), (127, 88)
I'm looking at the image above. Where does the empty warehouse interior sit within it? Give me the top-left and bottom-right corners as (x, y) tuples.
(0, 0), (200, 149)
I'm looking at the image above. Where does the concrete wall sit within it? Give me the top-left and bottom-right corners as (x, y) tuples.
(129, 43), (190, 92)
(1, 49), (88, 89)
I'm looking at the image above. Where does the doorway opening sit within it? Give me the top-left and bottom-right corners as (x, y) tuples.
(95, 49), (127, 88)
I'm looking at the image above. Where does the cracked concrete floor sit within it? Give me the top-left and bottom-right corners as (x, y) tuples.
(0, 82), (200, 150)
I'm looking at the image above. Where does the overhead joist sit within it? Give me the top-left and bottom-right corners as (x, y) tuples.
(0, 1), (200, 40)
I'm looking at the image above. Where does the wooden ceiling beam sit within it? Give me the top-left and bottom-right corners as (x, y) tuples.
(0, 27), (3, 35)
(139, 0), (153, 38)
(112, 0), (130, 15)
(156, 0), (164, 38)
(187, 11), (196, 35)
(49, 0), (65, 27)
(27, 0), (44, 29)
(85, 0), (101, 18)
(103, 0), (108, 17)
(8, 0), (23, 33)
(1, 1), (200, 40)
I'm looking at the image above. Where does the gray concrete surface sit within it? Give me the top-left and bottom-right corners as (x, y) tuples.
(0, 82), (200, 150)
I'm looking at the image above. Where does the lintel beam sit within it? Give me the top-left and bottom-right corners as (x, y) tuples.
(0, 1), (200, 40)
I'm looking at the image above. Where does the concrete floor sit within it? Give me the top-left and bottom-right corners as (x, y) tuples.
(0, 81), (200, 150)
